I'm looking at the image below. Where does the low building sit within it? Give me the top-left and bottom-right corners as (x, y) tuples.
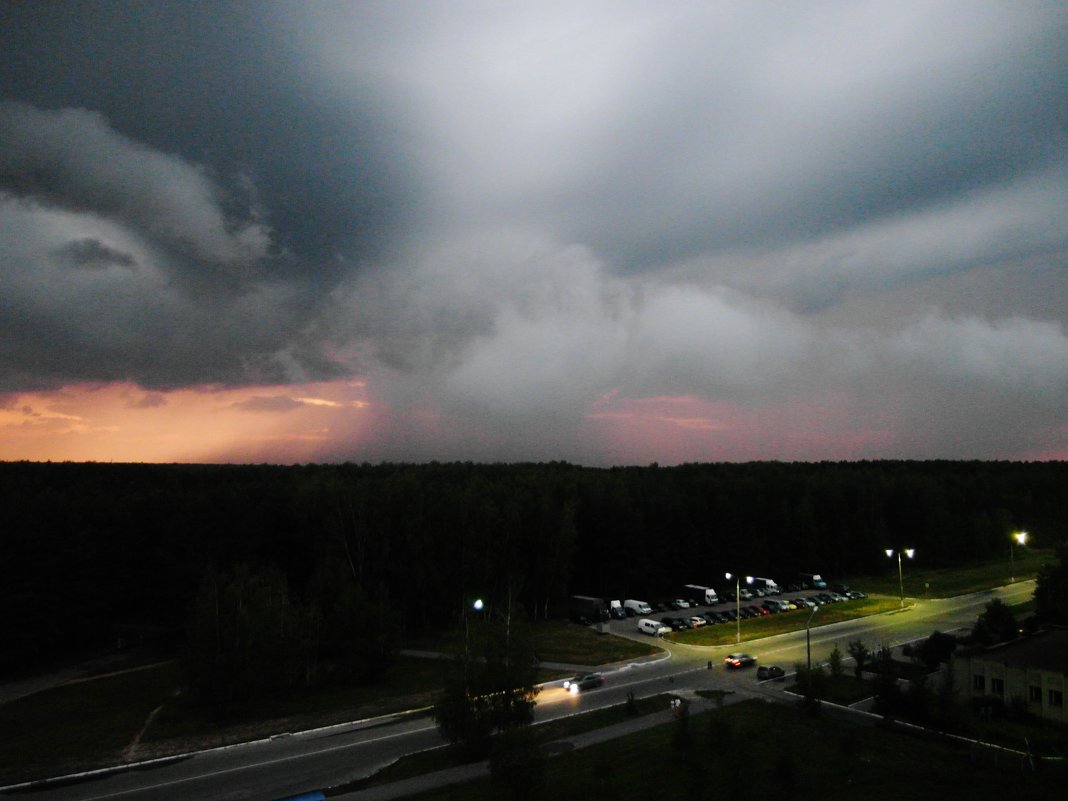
(953, 628), (1068, 724)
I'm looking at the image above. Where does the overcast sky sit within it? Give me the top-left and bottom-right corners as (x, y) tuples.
(2, 1), (1067, 464)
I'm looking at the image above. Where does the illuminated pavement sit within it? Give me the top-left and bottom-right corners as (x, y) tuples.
(1, 581), (1035, 801)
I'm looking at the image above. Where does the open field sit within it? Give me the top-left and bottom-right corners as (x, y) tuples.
(843, 549), (1052, 599)
(403, 698), (1066, 801)
(532, 620), (663, 664)
(407, 619), (661, 667)
(667, 595), (905, 646)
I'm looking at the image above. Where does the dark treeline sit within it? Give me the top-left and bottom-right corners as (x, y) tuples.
(2, 460), (1065, 678)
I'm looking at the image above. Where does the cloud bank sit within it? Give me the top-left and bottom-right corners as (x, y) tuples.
(1, 1), (1066, 463)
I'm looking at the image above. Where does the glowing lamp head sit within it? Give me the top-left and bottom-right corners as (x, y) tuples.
(904, 548), (915, 559)
(472, 599), (484, 611)
(885, 549), (894, 558)
(1015, 531), (1028, 545)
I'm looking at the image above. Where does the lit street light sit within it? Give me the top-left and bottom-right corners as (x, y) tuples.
(885, 548), (915, 609)
(1010, 531), (1028, 583)
(725, 572), (753, 644)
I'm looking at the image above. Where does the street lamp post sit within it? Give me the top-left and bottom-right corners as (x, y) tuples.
(1010, 531), (1028, 583)
(885, 548), (915, 609)
(806, 604), (820, 674)
(463, 598), (484, 694)
(725, 572), (753, 644)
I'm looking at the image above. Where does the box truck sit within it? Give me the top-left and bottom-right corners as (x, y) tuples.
(568, 595), (609, 623)
(681, 584), (719, 606)
(799, 573), (828, 589)
(750, 577), (780, 595)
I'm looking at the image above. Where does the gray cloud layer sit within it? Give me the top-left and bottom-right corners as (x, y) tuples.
(2, 1), (1067, 461)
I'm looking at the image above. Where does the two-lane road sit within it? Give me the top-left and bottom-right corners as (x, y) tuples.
(4, 581), (1034, 801)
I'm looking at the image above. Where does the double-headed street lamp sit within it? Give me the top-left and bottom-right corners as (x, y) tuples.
(885, 548), (915, 609)
(1010, 531), (1028, 583)
(725, 572), (753, 644)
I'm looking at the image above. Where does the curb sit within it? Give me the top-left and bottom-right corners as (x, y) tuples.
(0, 705), (434, 794)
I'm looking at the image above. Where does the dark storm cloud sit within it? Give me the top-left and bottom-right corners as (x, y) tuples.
(2, 1), (1067, 461)
(53, 239), (137, 271)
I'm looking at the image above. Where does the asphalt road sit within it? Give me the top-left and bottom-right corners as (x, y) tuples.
(3, 581), (1034, 801)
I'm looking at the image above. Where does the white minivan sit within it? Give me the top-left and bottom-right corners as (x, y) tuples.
(624, 599), (653, 616)
(638, 618), (670, 636)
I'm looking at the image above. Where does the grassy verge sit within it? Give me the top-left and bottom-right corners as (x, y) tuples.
(0, 661), (183, 787)
(0, 656), (566, 786)
(403, 698), (1065, 801)
(410, 620), (662, 667)
(788, 673), (874, 706)
(843, 549), (1052, 599)
(332, 692), (682, 794)
(532, 620), (663, 664)
(667, 595), (904, 646)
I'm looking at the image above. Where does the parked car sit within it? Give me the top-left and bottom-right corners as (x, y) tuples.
(757, 665), (785, 680)
(564, 673), (605, 693)
(722, 608), (738, 621)
(791, 597), (814, 608)
(846, 590), (867, 600)
(701, 612), (719, 625)
(669, 599), (691, 610)
(749, 605), (770, 616)
(724, 653), (757, 669)
(689, 615), (707, 628)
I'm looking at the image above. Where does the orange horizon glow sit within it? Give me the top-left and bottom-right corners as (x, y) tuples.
(0, 380), (373, 463)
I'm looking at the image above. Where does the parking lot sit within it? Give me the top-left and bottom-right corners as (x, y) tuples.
(600, 582), (869, 636)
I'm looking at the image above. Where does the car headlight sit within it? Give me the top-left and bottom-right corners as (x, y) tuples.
(569, 683), (580, 694)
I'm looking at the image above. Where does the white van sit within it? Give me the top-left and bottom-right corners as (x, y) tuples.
(624, 599), (653, 616)
(638, 618), (670, 636)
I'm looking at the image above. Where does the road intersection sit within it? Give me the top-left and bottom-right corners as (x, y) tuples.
(2, 581), (1035, 801)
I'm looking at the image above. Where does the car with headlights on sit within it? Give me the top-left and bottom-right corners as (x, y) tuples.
(564, 673), (604, 693)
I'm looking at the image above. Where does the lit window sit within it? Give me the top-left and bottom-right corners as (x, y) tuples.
(1049, 690), (1064, 708)
(973, 675), (985, 692)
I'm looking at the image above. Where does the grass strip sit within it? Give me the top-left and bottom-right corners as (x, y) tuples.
(842, 549), (1052, 599)
(330, 692), (682, 794)
(402, 698), (1066, 801)
(667, 595), (904, 646)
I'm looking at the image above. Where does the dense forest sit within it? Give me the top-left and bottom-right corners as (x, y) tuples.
(2, 460), (1065, 680)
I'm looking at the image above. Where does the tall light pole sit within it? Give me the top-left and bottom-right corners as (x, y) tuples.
(806, 604), (820, 674)
(885, 548), (914, 609)
(725, 572), (753, 644)
(1010, 531), (1028, 583)
(464, 598), (484, 695)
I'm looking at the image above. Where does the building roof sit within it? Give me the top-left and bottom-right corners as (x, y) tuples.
(972, 628), (1068, 675)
